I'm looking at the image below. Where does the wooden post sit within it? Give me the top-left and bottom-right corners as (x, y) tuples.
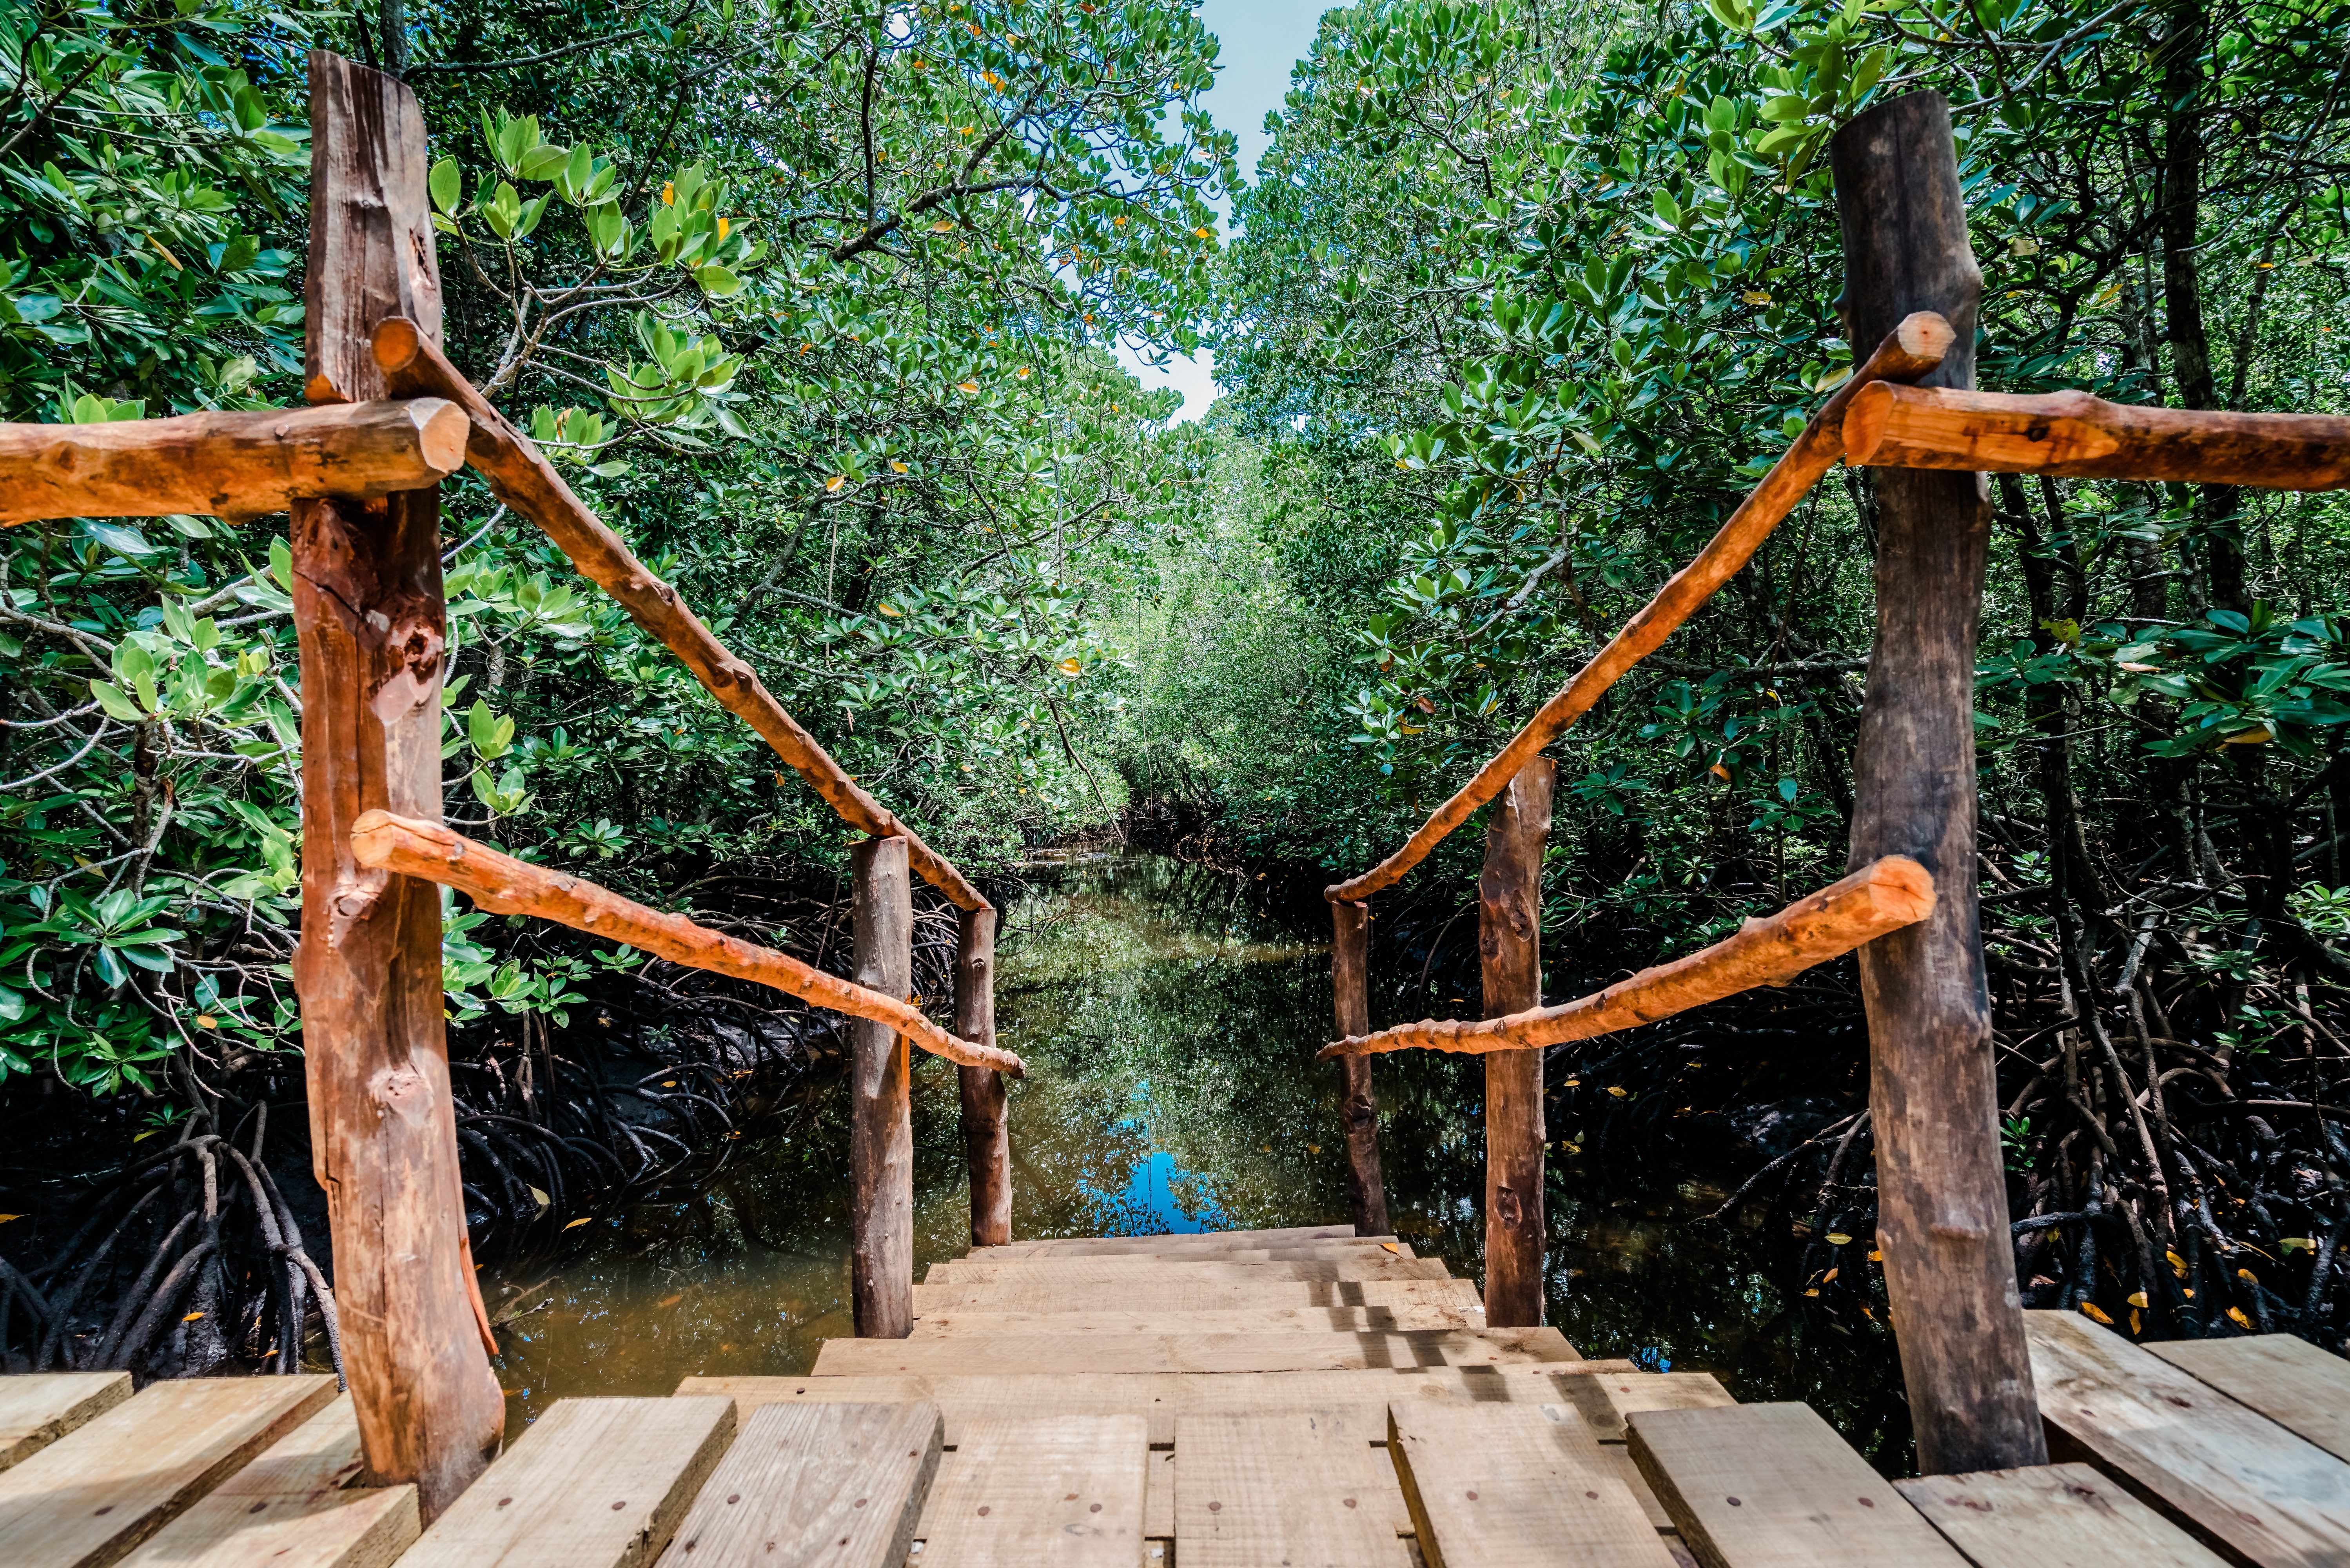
(1329, 902), (1390, 1236)
(1479, 758), (1554, 1327)
(850, 835), (915, 1337)
(955, 904), (1013, 1247)
(1832, 91), (2046, 1475)
(290, 51), (503, 1519)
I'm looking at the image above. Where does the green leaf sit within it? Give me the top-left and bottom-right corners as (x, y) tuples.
(90, 681), (145, 722)
(695, 263), (742, 297)
(81, 519), (157, 557)
(430, 157), (463, 214)
(517, 144), (571, 182)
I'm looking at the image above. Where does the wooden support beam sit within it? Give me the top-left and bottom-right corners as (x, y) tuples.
(956, 904), (1014, 1247)
(851, 836), (916, 1339)
(1833, 89), (2046, 1476)
(369, 316), (989, 916)
(1481, 759), (1553, 1329)
(1329, 902), (1390, 1236)
(0, 399), (469, 526)
(1844, 382), (2350, 490)
(348, 811), (1021, 1074)
(290, 49), (501, 1523)
(1320, 857), (1933, 1059)
(1323, 310), (1953, 904)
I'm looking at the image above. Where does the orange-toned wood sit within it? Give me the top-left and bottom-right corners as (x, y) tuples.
(0, 399), (468, 526)
(1844, 382), (2350, 489)
(368, 316), (989, 915)
(1320, 856), (1932, 1059)
(348, 810), (1024, 1075)
(956, 904), (1013, 1248)
(1324, 310), (1954, 904)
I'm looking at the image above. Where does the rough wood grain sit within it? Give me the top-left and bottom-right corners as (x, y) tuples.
(0, 400), (468, 526)
(910, 1306), (1477, 1337)
(921, 1256), (1450, 1285)
(915, 1414), (1147, 1566)
(1324, 857), (1934, 1058)
(118, 1396), (418, 1568)
(2025, 1309), (2350, 1564)
(400, 1396), (733, 1568)
(292, 49), (502, 1521)
(1626, 1402), (1968, 1568)
(909, 1276), (1484, 1317)
(813, 1327), (1580, 1376)
(2144, 1332), (2350, 1463)
(0, 1371), (131, 1471)
(1893, 1462), (2228, 1568)
(1832, 89), (2043, 1477)
(1174, 1410), (1406, 1568)
(0, 1373), (336, 1568)
(1331, 901), (1392, 1236)
(655, 1400), (941, 1568)
(956, 905), (1013, 1247)
(1843, 382), (2350, 490)
(348, 811), (1017, 1073)
(1482, 760), (1554, 1329)
(370, 316), (987, 915)
(984, 1232), (1388, 1260)
(1390, 1401), (1676, 1568)
(988, 1226), (1359, 1256)
(852, 835), (915, 1340)
(1322, 309), (1952, 904)
(1550, 1372), (1738, 1445)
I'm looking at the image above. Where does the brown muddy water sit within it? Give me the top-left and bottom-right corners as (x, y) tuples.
(481, 851), (1907, 1458)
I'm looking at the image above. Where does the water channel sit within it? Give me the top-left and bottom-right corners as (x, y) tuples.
(481, 852), (1909, 1461)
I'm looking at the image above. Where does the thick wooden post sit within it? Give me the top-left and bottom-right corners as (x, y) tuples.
(955, 904), (1012, 1247)
(850, 835), (915, 1337)
(292, 51), (503, 1518)
(1329, 902), (1390, 1236)
(1833, 91), (2045, 1475)
(1479, 758), (1554, 1327)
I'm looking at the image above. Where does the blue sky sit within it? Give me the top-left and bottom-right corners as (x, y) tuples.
(1114, 0), (1334, 421)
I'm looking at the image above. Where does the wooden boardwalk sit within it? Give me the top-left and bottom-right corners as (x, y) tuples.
(4, 1225), (2348, 1566)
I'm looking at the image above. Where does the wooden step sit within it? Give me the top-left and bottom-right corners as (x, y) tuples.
(813, 1327), (1581, 1377)
(2144, 1330), (2350, 1464)
(1895, 1461), (2228, 1568)
(984, 1225), (1360, 1256)
(1174, 1408), (1408, 1568)
(915, 1274), (1482, 1317)
(982, 1233), (1397, 1261)
(659, 1400), (941, 1568)
(0, 1371), (130, 1472)
(400, 1397), (732, 1568)
(2025, 1309), (2350, 1564)
(1389, 1401), (1677, 1568)
(912, 1305), (1481, 1338)
(118, 1395), (418, 1568)
(914, 1415), (1149, 1566)
(1627, 1401), (1969, 1566)
(923, 1256), (1450, 1287)
(0, 1372), (336, 1568)
(1541, 1370), (1735, 1443)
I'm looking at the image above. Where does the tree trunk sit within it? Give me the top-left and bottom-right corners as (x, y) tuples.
(1479, 759), (1554, 1328)
(1832, 91), (2047, 1477)
(1330, 901), (1390, 1236)
(850, 834), (915, 1337)
(291, 51), (501, 1521)
(956, 904), (1013, 1248)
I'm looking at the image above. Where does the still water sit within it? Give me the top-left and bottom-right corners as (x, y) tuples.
(483, 853), (1906, 1459)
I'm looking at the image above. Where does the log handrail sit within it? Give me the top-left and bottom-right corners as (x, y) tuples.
(368, 316), (992, 915)
(1843, 382), (2350, 490)
(350, 809), (1024, 1075)
(1318, 855), (1932, 1059)
(1322, 310), (1956, 904)
(0, 398), (470, 526)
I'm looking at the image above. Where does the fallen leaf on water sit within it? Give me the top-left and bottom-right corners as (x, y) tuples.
(662, 1081), (678, 1087)
(657, 1293), (684, 1308)
(1826, 1232), (1852, 1246)
(2227, 1306), (2253, 1329)
(2127, 1290), (2149, 1308)
(1869, 1250), (1883, 1262)
(1822, 1268), (1838, 1283)
(1803, 1288), (1820, 1297)
(182, 1311), (205, 1322)
(2130, 1308), (2143, 1334)
(0, 1215), (19, 1224)
(564, 1217), (593, 1229)
(1606, 1086), (1628, 1098)
(1306, 1144), (1321, 1154)
(529, 1187), (551, 1209)
(2167, 1249), (2188, 1276)
(2237, 1267), (2258, 1283)
(134, 1130), (160, 1142)
(2079, 1301), (2113, 1325)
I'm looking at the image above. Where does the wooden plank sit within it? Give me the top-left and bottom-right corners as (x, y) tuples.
(911, 1306), (1478, 1337)
(1146, 1447), (1173, 1538)
(657, 1400), (940, 1568)
(912, 1275), (1482, 1317)
(1894, 1462), (2228, 1568)
(1626, 1402), (1967, 1568)
(956, 905), (1012, 1248)
(1390, 1401), (1676, 1568)
(1174, 1410), (1406, 1568)
(1479, 758), (1553, 1329)
(400, 1396), (733, 1568)
(815, 1328), (1579, 1376)
(1552, 1372), (1737, 1444)
(2025, 1309), (2350, 1565)
(0, 1372), (131, 1472)
(1331, 901), (1392, 1235)
(986, 1226), (1359, 1256)
(1595, 1443), (1674, 1532)
(850, 834), (915, 1339)
(979, 1236), (1403, 1261)
(118, 1396), (417, 1568)
(915, 1415), (1147, 1566)
(2145, 1333), (2350, 1464)
(923, 1256), (1449, 1285)
(0, 1373), (336, 1568)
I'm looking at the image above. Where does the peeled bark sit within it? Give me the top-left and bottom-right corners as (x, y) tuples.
(1480, 759), (1554, 1329)
(1330, 902), (1390, 1236)
(850, 835), (915, 1339)
(956, 905), (1014, 1247)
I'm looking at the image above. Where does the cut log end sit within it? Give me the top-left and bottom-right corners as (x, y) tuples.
(1863, 853), (1935, 924)
(372, 315), (425, 376)
(412, 397), (471, 476)
(1891, 310), (1957, 366)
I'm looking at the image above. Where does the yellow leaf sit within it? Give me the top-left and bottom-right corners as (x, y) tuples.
(825, 475), (845, 492)
(657, 1293), (684, 1308)
(1380, 1241), (1399, 1254)
(1822, 1267), (1838, 1283)
(133, 1130), (160, 1142)
(1606, 1086), (1628, 1098)
(891, 460), (909, 473)
(661, 181), (675, 205)
(1826, 1232), (1852, 1246)
(2127, 1291), (2149, 1308)
(2130, 1308), (2142, 1334)
(1868, 1249), (1882, 1261)
(2237, 1267), (2257, 1283)
(878, 603), (902, 617)
(1742, 290), (1772, 305)
(931, 219), (956, 232)
(564, 1216), (593, 1229)
(1194, 227), (1212, 238)
(2079, 1301), (2113, 1325)
(957, 380), (980, 393)
(182, 1311), (205, 1322)
(1058, 658), (1082, 676)
(774, 772), (788, 787)
(2227, 1306), (2253, 1329)
(195, 1015), (218, 1029)
(529, 1187), (551, 1209)
(1306, 1144), (1321, 1154)
(1803, 1288), (1820, 1297)
(1709, 762), (1731, 781)
(0, 1215), (20, 1224)
(2167, 1249), (2187, 1277)
(662, 1080), (677, 1087)
(717, 216), (730, 240)
(1016, 365), (1032, 379)
(2222, 726), (2272, 745)
(1564, 1078), (1580, 1087)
